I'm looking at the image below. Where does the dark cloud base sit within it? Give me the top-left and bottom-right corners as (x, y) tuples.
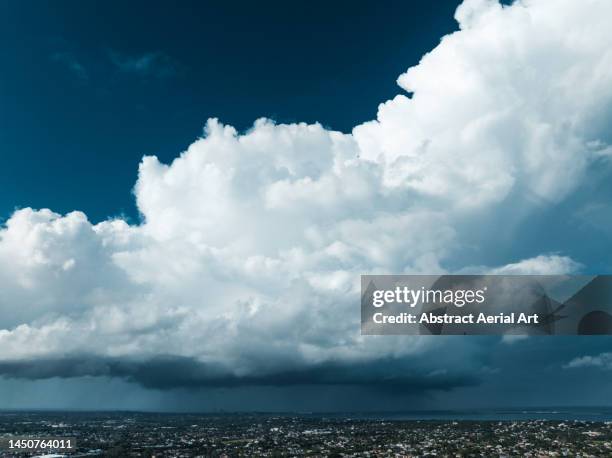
(0, 355), (479, 393)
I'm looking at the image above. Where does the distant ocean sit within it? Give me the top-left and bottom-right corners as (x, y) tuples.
(3, 408), (612, 422)
(318, 408), (612, 422)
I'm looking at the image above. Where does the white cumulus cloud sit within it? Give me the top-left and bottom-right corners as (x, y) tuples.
(564, 352), (612, 370)
(1, 0), (612, 387)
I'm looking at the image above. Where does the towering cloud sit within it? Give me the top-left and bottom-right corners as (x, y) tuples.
(1, 0), (611, 389)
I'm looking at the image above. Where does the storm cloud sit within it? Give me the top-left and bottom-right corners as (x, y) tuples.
(0, 353), (482, 392)
(1, 0), (612, 394)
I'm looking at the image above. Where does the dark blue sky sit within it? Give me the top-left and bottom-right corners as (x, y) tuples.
(0, 0), (460, 223)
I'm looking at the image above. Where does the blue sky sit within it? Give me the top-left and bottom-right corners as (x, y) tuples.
(0, 0), (459, 223)
(1, 0), (612, 412)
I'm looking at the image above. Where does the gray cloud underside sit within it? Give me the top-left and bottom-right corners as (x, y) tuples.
(0, 356), (479, 392)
